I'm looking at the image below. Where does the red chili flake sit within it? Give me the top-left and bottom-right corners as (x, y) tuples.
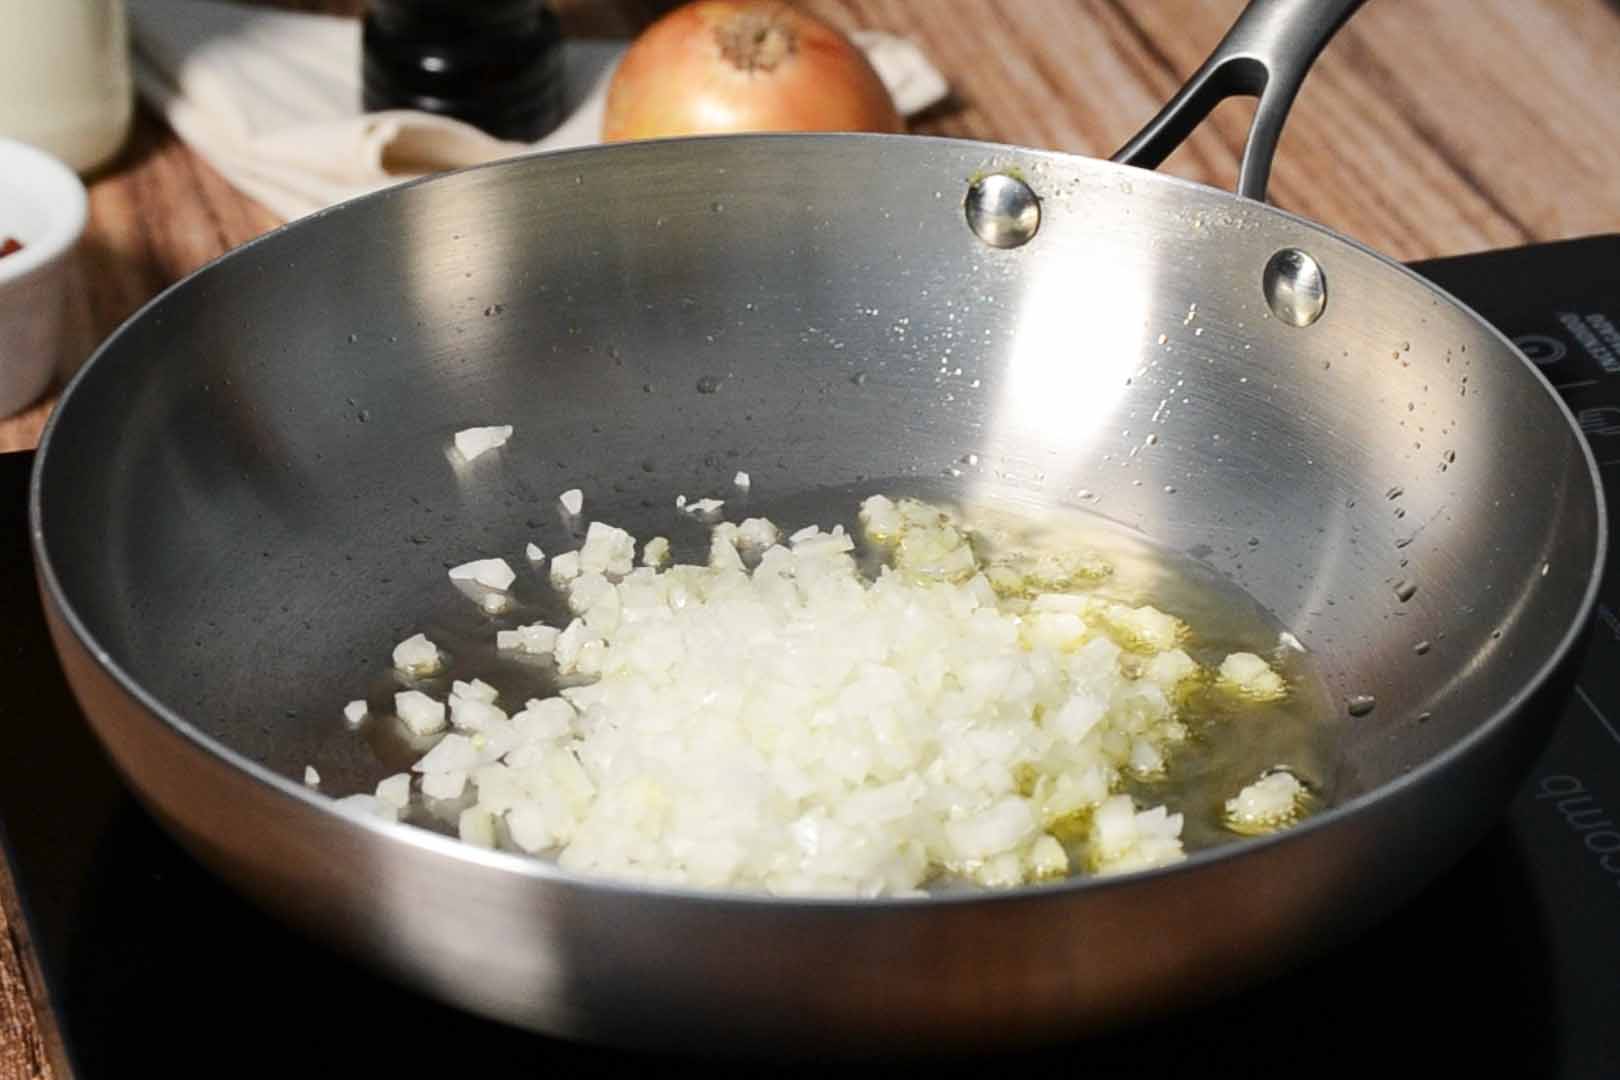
(0, 237), (22, 258)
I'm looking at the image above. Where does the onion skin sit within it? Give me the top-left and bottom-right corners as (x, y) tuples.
(602, 2), (904, 141)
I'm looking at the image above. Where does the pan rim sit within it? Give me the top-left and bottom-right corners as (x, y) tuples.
(27, 131), (1610, 910)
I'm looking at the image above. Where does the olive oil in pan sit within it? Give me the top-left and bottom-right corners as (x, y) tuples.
(359, 479), (1333, 868)
(949, 494), (1335, 854)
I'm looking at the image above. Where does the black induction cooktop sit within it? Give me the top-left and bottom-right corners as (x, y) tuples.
(2, 237), (1617, 1078)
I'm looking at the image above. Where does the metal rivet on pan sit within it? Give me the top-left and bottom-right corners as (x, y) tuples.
(1262, 248), (1328, 327)
(965, 173), (1041, 249)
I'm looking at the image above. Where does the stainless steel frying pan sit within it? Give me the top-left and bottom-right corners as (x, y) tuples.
(28, 0), (1605, 1055)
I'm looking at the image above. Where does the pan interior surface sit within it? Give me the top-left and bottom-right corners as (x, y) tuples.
(37, 135), (1601, 874)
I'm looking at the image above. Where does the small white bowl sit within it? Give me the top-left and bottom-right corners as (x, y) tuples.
(0, 138), (88, 418)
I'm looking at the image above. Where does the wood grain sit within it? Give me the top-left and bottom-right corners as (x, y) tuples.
(4, 2), (1620, 1072)
(0, 856), (51, 1080)
(0, 939), (49, 1080)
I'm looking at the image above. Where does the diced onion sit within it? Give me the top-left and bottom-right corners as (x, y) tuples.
(736, 517), (779, 548)
(450, 694), (508, 732)
(336, 494), (1309, 896)
(391, 633), (441, 677)
(642, 536), (671, 567)
(415, 733), (478, 774)
(454, 425), (513, 461)
(579, 522), (636, 576)
(451, 678), (498, 704)
(549, 551), (582, 586)
(422, 769), (468, 800)
(395, 690), (446, 735)
(376, 773), (412, 809)
(458, 807), (496, 847)
(1224, 768), (1305, 834)
(506, 803), (554, 853)
(496, 622), (560, 655)
(449, 558), (516, 591)
(356, 498), (1209, 894)
(336, 793), (398, 822)
(1217, 652), (1287, 702)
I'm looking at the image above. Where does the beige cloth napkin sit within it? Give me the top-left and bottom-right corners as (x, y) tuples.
(128, 0), (950, 221)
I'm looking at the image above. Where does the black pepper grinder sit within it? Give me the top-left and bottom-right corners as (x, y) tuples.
(362, 0), (566, 142)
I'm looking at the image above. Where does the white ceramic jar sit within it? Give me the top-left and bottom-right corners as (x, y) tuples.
(0, 0), (133, 175)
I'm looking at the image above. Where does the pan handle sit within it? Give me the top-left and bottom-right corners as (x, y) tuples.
(1110, 0), (1366, 202)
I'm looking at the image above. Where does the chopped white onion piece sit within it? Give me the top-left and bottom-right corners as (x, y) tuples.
(1142, 649), (1200, 693)
(1224, 769), (1305, 832)
(945, 798), (1036, 861)
(376, 772), (412, 809)
(708, 530), (745, 572)
(1049, 692), (1105, 742)
(422, 769), (467, 800)
(335, 793), (398, 822)
(453, 425), (513, 461)
(1090, 795), (1185, 875)
(736, 517), (780, 549)
(579, 521), (636, 576)
(1026, 835), (1069, 879)
(858, 494), (901, 540)
(506, 802), (554, 853)
(733, 471), (751, 490)
(303, 765), (321, 787)
(1100, 603), (1185, 652)
(513, 697), (575, 741)
(458, 806), (496, 847)
(449, 558), (516, 591)
(415, 733), (478, 774)
(552, 618), (603, 675)
(451, 678), (498, 704)
(342, 700), (368, 727)
(685, 497), (724, 515)
(549, 551), (582, 586)
(391, 633), (441, 677)
(641, 536), (670, 567)
(526, 542), (545, 563)
(1128, 737), (1166, 778)
(450, 695), (508, 732)
(496, 622), (560, 655)
(1218, 652), (1287, 701)
(395, 690), (446, 735)
(559, 488), (584, 515)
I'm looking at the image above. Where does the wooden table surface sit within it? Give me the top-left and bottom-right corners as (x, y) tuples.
(4, 0), (1620, 1074)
